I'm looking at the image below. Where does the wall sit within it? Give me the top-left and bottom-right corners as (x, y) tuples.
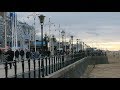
(45, 56), (108, 78)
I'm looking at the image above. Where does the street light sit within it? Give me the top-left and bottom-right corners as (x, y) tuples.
(27, 13), (40, 52)
(83, 42), (84, 51)
(76, 39), (79, 52)
(38, 14), (45, 55)
(70, 35), (73, 54)
(38, 14), (45, 77)
(61, 30), (65, 55)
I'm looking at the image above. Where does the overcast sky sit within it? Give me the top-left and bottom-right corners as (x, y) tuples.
(16, 12), (120, 51)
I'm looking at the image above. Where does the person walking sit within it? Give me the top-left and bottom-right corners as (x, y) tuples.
(20, 49), (24, 60)
(0, 49), (1, 60)
(5, 48), (14, 69)
(26, 50), (31, 60)
(15, 49), (19, 62)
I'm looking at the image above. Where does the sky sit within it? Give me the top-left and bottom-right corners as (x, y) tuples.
(16, 12), (120, 51)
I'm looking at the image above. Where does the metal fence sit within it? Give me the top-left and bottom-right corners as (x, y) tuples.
(0, 50), (106, 78)
(0, 53), (87, 78)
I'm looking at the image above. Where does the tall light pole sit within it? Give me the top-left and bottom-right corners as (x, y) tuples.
(58, 24), (61, 51)
(61, 30), (65, 55)
(70, 35), (73, 54)
(76, 39), (80, 52)
(83, 42), (84, 51)
(3, 12), (7, 50)
(27, 13), (39, 52)
(38, 14), (45, 56)
(38, 14), (45, 77)
(28, 27), (31, 51)
(44, 18), (54, 52)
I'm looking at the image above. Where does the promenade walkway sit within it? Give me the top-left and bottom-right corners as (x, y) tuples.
(88, 52), (120, 78)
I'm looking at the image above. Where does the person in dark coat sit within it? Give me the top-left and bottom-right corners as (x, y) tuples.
(0, 49), (2, 62)
(0, 49), (2, 55)
(5, 48), (14, 69)
(26, 50), (31, 59)
(15, 49), (19, 61)
(47, 50), (50, 56)
(20, 49), (24, 60)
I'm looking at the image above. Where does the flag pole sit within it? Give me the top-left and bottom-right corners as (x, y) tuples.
(15, 13), (18, 50)
(4, 12), (7, 50)
(11, 12), (14, 51)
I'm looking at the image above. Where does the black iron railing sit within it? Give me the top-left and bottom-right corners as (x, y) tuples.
(0, 51), (106, 78)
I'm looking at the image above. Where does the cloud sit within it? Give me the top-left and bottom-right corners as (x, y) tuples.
(16, 12), (120, 51)
(85, 31), (100, 36)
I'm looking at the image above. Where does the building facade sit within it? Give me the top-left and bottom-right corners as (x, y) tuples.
(0, 12), (35, 50)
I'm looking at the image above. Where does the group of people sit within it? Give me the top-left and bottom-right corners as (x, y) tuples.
(0, 48), (31, 69)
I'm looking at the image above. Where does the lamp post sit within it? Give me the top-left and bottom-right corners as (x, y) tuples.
(70, 36), (73, 54)
(38, 14), (45, 77)
(76, 39), (80, 52)
(61, 30), (65, 55)
(27, 13), (40, 52)
(83, 42), (84, 51)
(3, 12), (7, 50)
(38, 14), (45, 56)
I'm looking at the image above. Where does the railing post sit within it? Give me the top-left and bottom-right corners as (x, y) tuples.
(62, 55), (64, 67)
(22, 59), (24, 78)
(55, 56), (57, 71)
(48, 57), (51, 74)
(51, 56), (53, 73)
(33, 59), (36, 78)
(54, 56), (56, 72)
(41, 58), (44, 77)
(45, 57), (48, 76)
(14, 60), (17, 78)
(59, 56), (62, 69)
(5, 61), (8, 78)
(28, 59), (31, 78)
(56, 56), (58, 70)
(38, 58), (41, 78)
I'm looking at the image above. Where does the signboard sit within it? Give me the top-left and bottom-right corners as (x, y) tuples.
(32, 41), (46, 46)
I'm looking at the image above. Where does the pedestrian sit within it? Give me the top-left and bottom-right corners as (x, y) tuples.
(15, 49), (19, 62)
(5, 48), (14, 69)
(36, 51), (40, 59)
(26, 50), (31, 60)
(47, 50), (50, 57)
(20, 49), (24, 60)
(0, 49), (2, 55)
(31, 50), (35, 60)
(0, 49), (2, 62)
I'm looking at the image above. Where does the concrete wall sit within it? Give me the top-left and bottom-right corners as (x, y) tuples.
(93, 56), (109, 64)
(45, 56), (108, 78)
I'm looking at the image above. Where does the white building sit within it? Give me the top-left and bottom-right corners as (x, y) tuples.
(0, 12), (35, 51)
